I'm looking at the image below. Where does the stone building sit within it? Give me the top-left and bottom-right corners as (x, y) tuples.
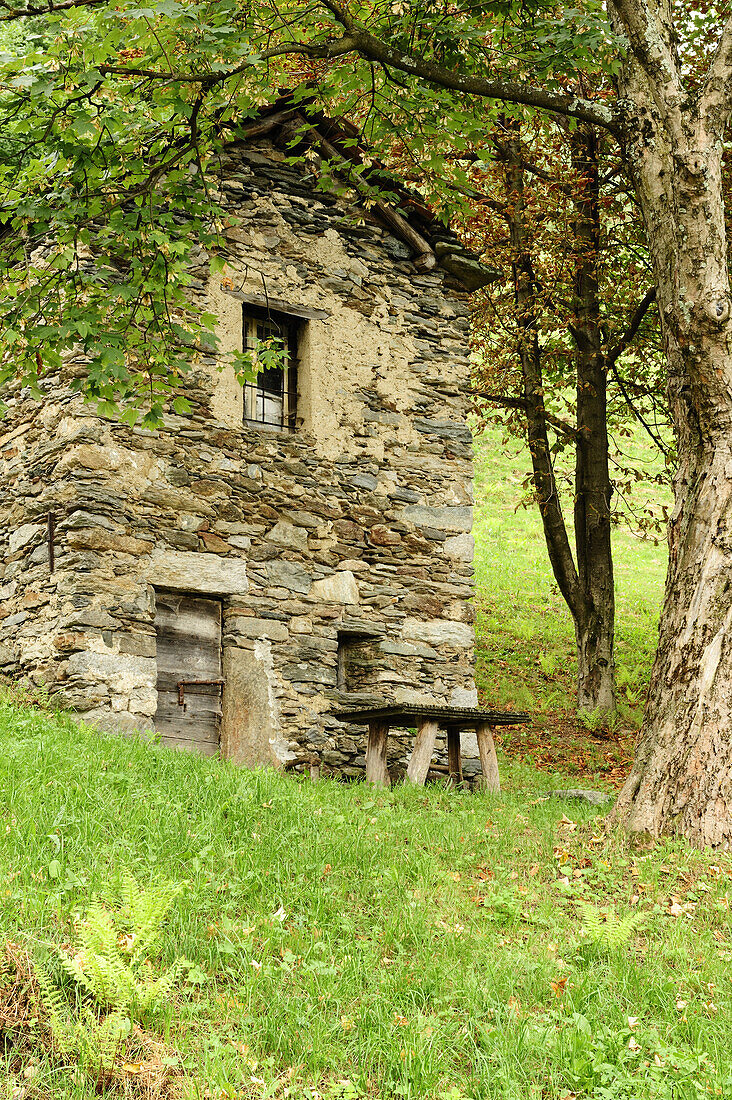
(0, 100), (493, 780)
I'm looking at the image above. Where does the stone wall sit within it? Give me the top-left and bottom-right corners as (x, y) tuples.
(0, 138), (480, 782)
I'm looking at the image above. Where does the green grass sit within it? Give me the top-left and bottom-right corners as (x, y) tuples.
(473, 426), (669, 724)
(3, 698), (732, 1099)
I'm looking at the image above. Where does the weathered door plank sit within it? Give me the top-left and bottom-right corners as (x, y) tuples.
(154, 591), (223, 755)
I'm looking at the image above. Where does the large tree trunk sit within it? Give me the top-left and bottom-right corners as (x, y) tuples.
(610, 27), (732, 845)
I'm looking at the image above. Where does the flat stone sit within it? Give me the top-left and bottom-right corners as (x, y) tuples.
(199, 531), (231, 554)
(66, 651), (156, 690)
(266, 520), (308, 551)
(351, 473), (378, 491)
(450, 685), (479, 708)
(63, 510), (116, 530)
(310, 570), (359, 604)
(265, 560), (312, 594)
(400, 617), (473, 647)
(9, 523), (42, 554)
(381, 640), (437, 658)
(146, 549), (249, 595)
(226, 616), (289, 642)
(545, 789), (611, 806)
(444, 533), (475, 562)
(399, 505), (472, 532)
(440, 252), (499, 291)
(369, 525), (401, 546)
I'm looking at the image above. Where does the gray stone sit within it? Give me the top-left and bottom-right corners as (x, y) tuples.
(9, 523), (42, 555)
(226, 616), (289, 642)
(66, 651), (156, 690)
(228, 536), (252, 550)
(401, 617), (473, 647)
(146, 549), (249, 595)
(381, 640), (437, 658)
(265, 560), (312, 593)
(266, 521), (308, 551)
(444, 534), (475, 562)
(439, 252), (500, 292)
(220, 644), (278, 767)
(450, 685), (479, 708)
(399, 505), (473, 533)
(79, 708), (155, 736)
(0, 644), (15, 665)
(63, 510), (116, 530)
(545, 789), (612, 806)
(2, 612), (27, 629)
(282, 509), (322, 529)
(351, 473), (378, 491)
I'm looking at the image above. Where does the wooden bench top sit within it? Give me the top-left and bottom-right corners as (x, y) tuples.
(335, 703), (530, 728)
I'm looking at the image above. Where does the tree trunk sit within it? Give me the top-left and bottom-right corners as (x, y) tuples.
(570, 126), (616, 713)
(610, 36), (732, 845)
(503, 125), (616, 713)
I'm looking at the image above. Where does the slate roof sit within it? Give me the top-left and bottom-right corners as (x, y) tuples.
(227, 92), (496, 292)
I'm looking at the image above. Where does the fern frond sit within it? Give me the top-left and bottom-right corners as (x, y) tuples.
(137, 961), (182, 1013)
(80, 902), (118, 960)
(576, 899), (644, 953)
(35, 960), (75, 1056)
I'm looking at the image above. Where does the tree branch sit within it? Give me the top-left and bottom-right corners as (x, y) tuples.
(473, 391), (578, 438)
(700, 15), (732, 117)
(98, 36), (360, 85)
(606, 286), (656, 367)
(0, 0), (106, 18)
(604, 287), (668, 454)
(315, 0), (621, 135)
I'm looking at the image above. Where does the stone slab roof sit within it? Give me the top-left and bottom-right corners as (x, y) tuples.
(226, 92), (497, 292)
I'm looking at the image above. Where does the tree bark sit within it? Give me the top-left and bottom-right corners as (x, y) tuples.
(502, 126), (616, 713)
(570, 127), (617, 713)
(609, 7), (732, 845)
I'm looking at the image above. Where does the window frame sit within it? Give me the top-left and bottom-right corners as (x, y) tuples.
(242, 304), (301, 432)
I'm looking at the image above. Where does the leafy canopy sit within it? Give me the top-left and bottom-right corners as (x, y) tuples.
(0, 0), (623, 420)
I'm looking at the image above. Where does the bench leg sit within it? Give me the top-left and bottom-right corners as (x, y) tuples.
(476, 722), (500, 792)
(406, 719), (439, 785)
(365, 721), (390, 786)
(447, 727), (462, 786)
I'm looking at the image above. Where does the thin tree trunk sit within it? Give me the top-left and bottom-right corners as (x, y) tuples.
(570, 127), (616, 713)
(502, 126), (616, 713)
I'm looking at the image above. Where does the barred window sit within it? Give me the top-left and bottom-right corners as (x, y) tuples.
(242, 307), (300, 431)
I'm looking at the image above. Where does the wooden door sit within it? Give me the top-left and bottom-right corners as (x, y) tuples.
(154, 591), (223, 756)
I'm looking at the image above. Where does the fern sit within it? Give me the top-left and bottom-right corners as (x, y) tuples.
(33, 874), (185, 1081)
(576, 900), (645, 953)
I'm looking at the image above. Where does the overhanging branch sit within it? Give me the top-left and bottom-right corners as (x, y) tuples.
(472, 391), (578, 438)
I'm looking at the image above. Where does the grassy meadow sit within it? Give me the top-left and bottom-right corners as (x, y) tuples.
(2, 699), (732, 1100)
(0, 427), (695, 1100)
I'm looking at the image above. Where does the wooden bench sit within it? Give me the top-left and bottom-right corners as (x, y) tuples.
(335, 703), (530, 791)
